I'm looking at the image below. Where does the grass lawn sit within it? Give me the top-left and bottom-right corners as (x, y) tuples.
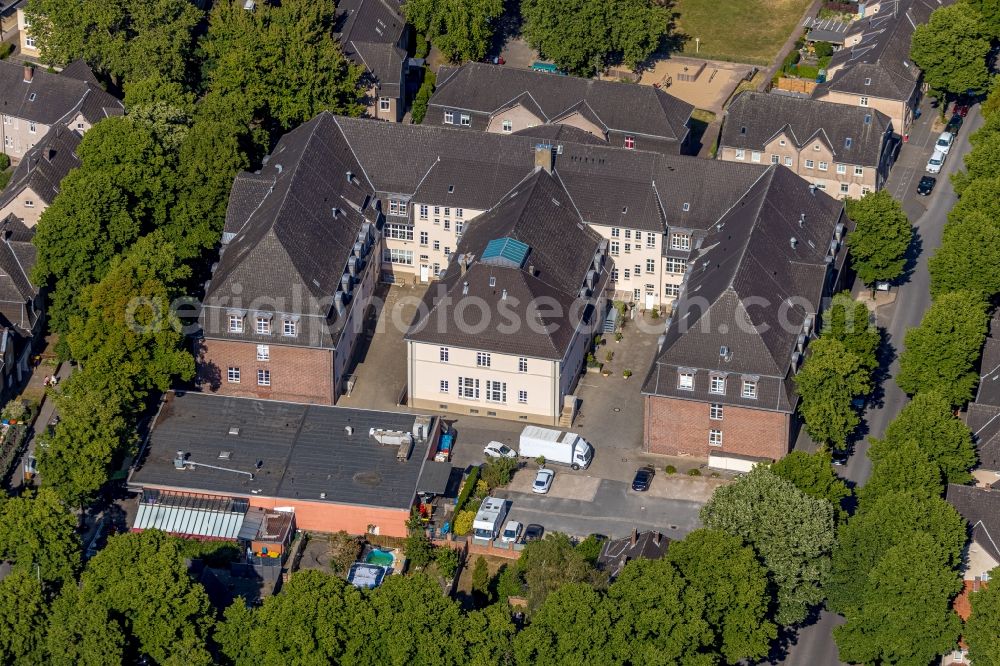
(673, 0), (813, 65)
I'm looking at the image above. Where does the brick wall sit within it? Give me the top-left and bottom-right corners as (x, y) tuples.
(644, 395), (791, 460)
(195, 338), (335, 405)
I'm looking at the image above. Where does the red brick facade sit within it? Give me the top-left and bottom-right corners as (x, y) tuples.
(644, 395), (792, 460)
(195, 339), (335, 405)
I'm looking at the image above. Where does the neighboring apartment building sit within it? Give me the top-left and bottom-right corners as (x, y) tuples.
(0, 59), (123, 162)
(334, 0), (409, 122)
(197, 113), (382, 405)
(405, 164), (611, 426)
(944, 483), (1000, 665)
(15, 5), (38, 59)
(719, 91), (895, 199)
(428, 62), (694, 154)
(0, 214), (43, 397)
(966, 313), (1000, 486)
(813, 0), (948, 136)
(0, 126), (80, 228)
(641, 165), (850, 465)
(1, 0), (25, 42)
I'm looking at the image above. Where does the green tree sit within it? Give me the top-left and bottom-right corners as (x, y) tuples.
(465, 602), (517, 666)
(435, 545), (460, 578)
(46, 585), (125, 666)
(871, 390), (977, 484)
(217, 570), (362, 666)
(834, 533), (963, 666)
(404, 0), (504, 63)
(471, 555), (491, 601)
(517, 533), (605, 611)
(605, 558), (716, 665)
(668, 528), (777, 663)
(948, 175), (1000, 226)
(860, 438), (944, 504)
(770, 450), (851, 522)
(201, 0), (364, 140)
(73, 530), (214, 665)
(795, 337), (872, 448)
(910, 3), (992, 100)
(0, 488), (80, 587)
(411, 69), (436, 125)
(701, 466), (836, 625)
(521, 0), (671, 75)
(821, 291), (880, 374)
(930, 212), (1000, 301)
(826, 492), (967, 615)
(481, 456), (518, 489)
(966, 567), (1000, 666)
(405, 531), (435, 569)
(26, 0), (203, 85)
(896, 290), (989, 407)
(514, 582), (614, 664)
(0, 571), (49, 664)
(574, 533), (605, 565)
(845, 190), (913, 288)
(952, 131), (1000, 196)
(352, 573), (467, 665)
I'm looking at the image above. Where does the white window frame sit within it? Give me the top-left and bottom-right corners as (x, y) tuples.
(710, 404), (723, 420)
(735, 149), (745, 160)
(419, 204), (428, 219)
(678, 371), (694, 390)
(229, 314), (244, 333)
(444, 111), (454, 124)
(784, 156), (793, 167)
(646, 259), (655, 274)
(518, 390), (528, 404)
(256, 344), (269, 361)
(440, 347), (449, 362)
(439, 380), (449, 393)
(836, 163), (847, 175)
(282, 319), (297, 337)
(257, 369), (271, 386)
(665, 258), (687, 274)
(501, 119), (512, 133)
(709, 429), (723, 446)
(256, 316), (271, 335)
(670, 233), (690, 251)
(227, 367), (240, 383)
(859, 96), (869, 107)
(818, 161), (828, 171)
(804, 159), (815, 169)
(709, 375), (726, 394)
(624, 135), (635, 149)
(854, 166), (864, 177)
(485, 380), (506, 403)
(742, 380), (758, 399)
(518, 357), (528, 373)
(477, 352), (491, 367)
(751, 151), (761, 163)
(460, 114), (471, 126)
(378, 97), (391, 112)
(458, 376), (480, 399)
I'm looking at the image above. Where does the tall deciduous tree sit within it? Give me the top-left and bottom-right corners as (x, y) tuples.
(930, 212), (1000, 301)
(46, 584), (125, 666)
(701, 466), (836, 625)
(0, 488), (80, 587)
(896, 290), (988, 407)
(26, 0), (203, 86)
(513, 582), (613, 664)
(948, 175), (1000, 226)
(910, 3), (992, 100)
(404, 0), (504, 63)
(952, 132), (1000, 196)
(826, 491), (967, 615)
(516, 533), (606, 611)
(520, 0), (671, 75)
(0, 571), (49, 664)
(860, 438), (945, 503)
(770, 450), (851, 522)
(796, 337), (872, 448)
(834, 533), (963, 666)
(871, 390), (977, 484)
(845, 191), (913, 288)
(464, 603), (517, 666)
(966, 568), (1000, 666)
(668, 528), (777, 662)
(821, 291), (880, 374)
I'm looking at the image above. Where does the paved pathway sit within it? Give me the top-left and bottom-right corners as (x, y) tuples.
(9, 362), (73, 491)
(758, 0), (823, 91)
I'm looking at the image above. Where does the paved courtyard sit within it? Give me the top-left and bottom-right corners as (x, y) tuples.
(637, 57), (755, 113)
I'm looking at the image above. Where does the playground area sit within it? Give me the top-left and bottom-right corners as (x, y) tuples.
(636, 57), (756, 114)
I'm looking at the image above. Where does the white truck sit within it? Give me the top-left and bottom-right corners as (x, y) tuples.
(472, 496), (509, 541)
(518, 426), (593, 470)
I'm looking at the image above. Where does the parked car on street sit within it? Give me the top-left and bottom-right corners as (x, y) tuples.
(631, 465), (655, 492)
(500, 520), (522, 544)
(831, 449), (850, 466)
(934, 131), (954, 155)
(946, 114), (963, 135)
(926, 150), (946, 174)
(523, 524), (545, 542)
(484, 441), (517, 459)
(917, 175), (936, 196)
(953, 101), (970, 117)
(532, 468), (554, 494)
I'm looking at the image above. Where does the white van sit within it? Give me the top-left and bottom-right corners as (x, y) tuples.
(926, 150), (946, 174)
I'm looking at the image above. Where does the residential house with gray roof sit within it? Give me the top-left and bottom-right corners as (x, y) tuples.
(0, 126), (80, 228)
(334, 0), (409, 122)
(429, 62), (694, 154)
(719, 91), (896, 199)
(966, 313), (1000, 485)
(641, 165), (850, 464)
(0, 59), (123, 162)
(812, 0), (950, 136)
(0, 214), (42, 399)
(204, 112), (847, 439)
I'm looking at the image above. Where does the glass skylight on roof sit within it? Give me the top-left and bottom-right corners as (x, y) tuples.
(482, 237), (530, 267)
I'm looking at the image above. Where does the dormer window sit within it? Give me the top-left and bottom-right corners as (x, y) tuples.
(28, 93), (36, 102)
(709, 375), (726, 394)
(256, 315), (272, 335)
(228, 313), (244, 333)
(624, 136), (635, 149)
(282, 318), (298, 337)
(23, 200), (34, 208)
(740, 126), (746, 134)
(388, 199), (406, 216)
(678, 370), (695, 390)
(864, 77), (871, 85)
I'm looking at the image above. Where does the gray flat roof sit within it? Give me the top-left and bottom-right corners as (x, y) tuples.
(130, 392), (438, 510)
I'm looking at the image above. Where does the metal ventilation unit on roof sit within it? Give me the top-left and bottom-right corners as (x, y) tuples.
(173, 451), (255, 479)
(228, 426), (240, 436)
(720, 346), (733, 363)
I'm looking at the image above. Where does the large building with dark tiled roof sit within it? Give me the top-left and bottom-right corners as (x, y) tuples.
(719, 91), (896, 199)
(204, 111), (848, 439)
(428, 62), (694, 154)
(334, 0), (409, 122)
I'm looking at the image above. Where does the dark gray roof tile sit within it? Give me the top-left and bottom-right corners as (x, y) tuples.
(0, 127), (81, 211)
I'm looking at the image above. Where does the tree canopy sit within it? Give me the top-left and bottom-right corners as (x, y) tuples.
(0, 571), (49, 665)
(910, 2), (992, 99)
(0, 489), (80, 587)
(701, 466), (836, 625)
(520, 0), (672, 75)
(896, 290), (989, 407)
(966, 568), (1000, 666)
(404, 0), (504, 63)
(845, 191), (913, 288)
(821, 291), (880, 375)
(929, 211), (1000, 301)
(795, 337), (872, 448)
(770, 450), (851, 522)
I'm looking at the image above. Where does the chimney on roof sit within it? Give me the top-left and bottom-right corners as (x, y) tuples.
(799, 213), (805, 227)
(462, 281), (469, 295)
(23, 64), (33, 83)
(809, 184), (817, 196)
(630, 528), (638, 547)
(653, 532), (661, 546)
(790, 237), (798, 249)
(534, 143), (554, 173)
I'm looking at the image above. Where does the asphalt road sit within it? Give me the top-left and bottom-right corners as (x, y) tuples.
(779, 105), (984, 666)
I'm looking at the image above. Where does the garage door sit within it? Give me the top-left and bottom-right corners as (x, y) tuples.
(708, 453), (763, 473)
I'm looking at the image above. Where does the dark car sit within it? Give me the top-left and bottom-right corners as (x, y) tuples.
(953, 102), (970, 117)
(631, 465), (655, 491)
(831, 449), (850, 466)
(946, 114), (963, 134)
(917, 176), (936, 196)
(523, 524), (544, 542)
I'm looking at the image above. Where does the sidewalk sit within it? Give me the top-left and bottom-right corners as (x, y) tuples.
(758, 0), (823, 91)
(9, 360), (72, 491)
